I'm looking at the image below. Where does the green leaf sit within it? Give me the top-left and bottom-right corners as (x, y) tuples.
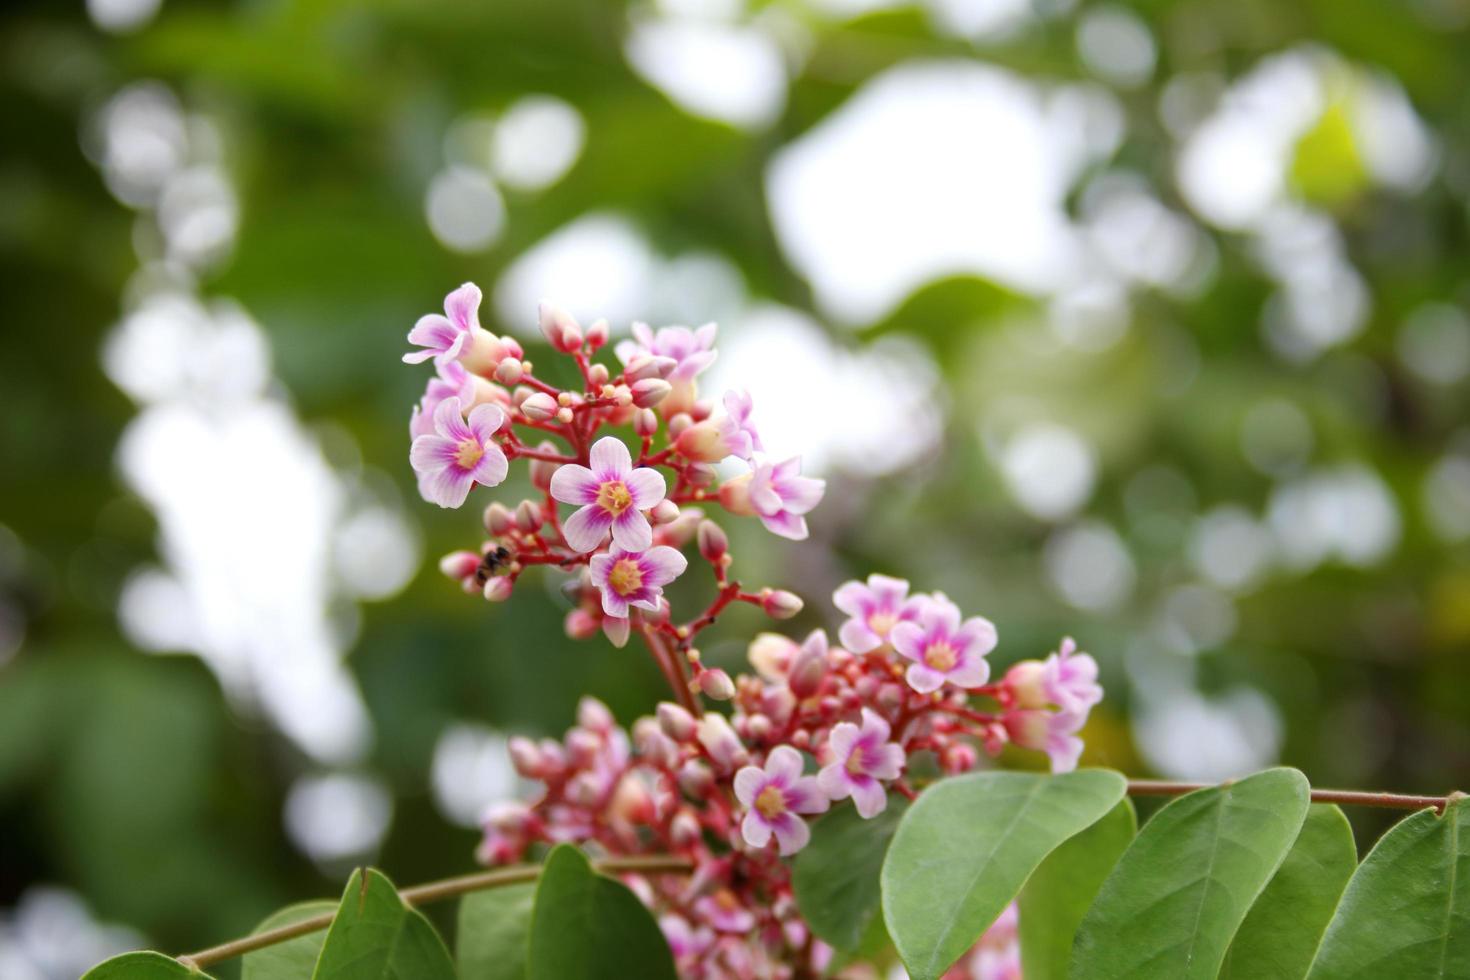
(1071, 768), (1311, 980)
(880, 768), (1127, 980)
(81, 950), (210, 978)
(242, 900), (337, 980)
(312, 868), (455, 980)
(1306, 795), (1470, 979)
(793, 798), (909, 951)
(1221, 804), (1357, 980)
(456, 882), (537, 980)
(1017, 798), (1136, 980)
(525, 844), (676, 980)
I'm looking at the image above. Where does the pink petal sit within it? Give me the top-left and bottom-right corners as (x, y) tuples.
(850, 778), (888, 819)
(786, 777), (830, 815)
(623, 467), (667, 509)
(947, 655), (990, 689)
(470, 444), (509, 488)
(1048, 734), (1084, 773)
(817, 764), (849, 801)
(769, 812), (810, 855)
(467, 403), (506, 443)
(760, 510), (808, 541)
(423, 466), (475, 509)
(549, 464), (601, 505)
(407, 313), (458, 349)
(765, 745), (804, 783)
(827, 722), (859, 759)
(632, 321), (655, 349)
(443, 282), (482, 330)
(924, 596), (962, 635)
(694, 322), (717, 349)
(432, 396), (470, 441)
(639, 545), (688, 586)
(409, 434), (457, 475)
(839, 620), (882, 654)
(872, 744), (905, 782)
(956, 617), (999, 658)
(740, 810), (773, 849)
(589, 436), (631, 478)
(831, 581), (873, 620)
(859, 708), (891, 743)
(562, 505), (613, 552)
(610, 509), (654, 552)
(889, 622), (924, 662)
(776, 475), (824, 515)
(905, 663), (945, 694)
(869, 574), (910, 606)
(733, 766), (765, 806)
(598, 588), (630, 619)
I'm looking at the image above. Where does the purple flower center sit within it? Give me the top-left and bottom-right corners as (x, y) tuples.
(596, 480), (634, 515)
(924, 641), (958, 672)
(455, 438), (485, 469)
(608, 558), (644, 596)
(754, 785), (786, 818)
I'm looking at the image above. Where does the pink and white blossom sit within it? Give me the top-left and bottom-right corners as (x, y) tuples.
(404, 282), (481, 365)
(721, 390), (762, 461)
(832, 574), (926, 653)
(588, 545), (688, 619)
(409, 397), (509, 508)
(733, 745), (828, 855)
(616, 322), (718, 382)
(550, 437), (668, 552)
(1042, 637), (1103, 716)
(1003, 708), (1085, 773)
(818, 708), (904, 818)
(692, 889), (757, 933)
(890, 595), (997, 694)
(718, 457), (825, 540)
(410, 359), (478, 438)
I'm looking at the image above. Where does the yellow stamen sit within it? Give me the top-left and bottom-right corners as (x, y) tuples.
(455, 439), (485, 469)
(607, 559), (643, 596)
(924, 642), (957, 673)
(846, 750), (867, 775)
(755, 785), (786, 819)
(596, 480), (634, 515)
(868, 611), (897, 637)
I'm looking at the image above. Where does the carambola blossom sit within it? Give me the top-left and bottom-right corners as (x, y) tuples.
(832, 573), (925, 653)
(550, 436), (667, 552)
(721, 389), (762, 461)
(409, 397), (509, 508)
(404, 282), (480, 365)
(818, 708), (905, 818)
(733, 745), (828, 855)
(588, 545), (688, 618)
(616, 321), (718, 382)
(1004, 708), (1086, 773)
(890, 594), (997, 694)
(1043, 637), (1103, 715)
(719, 456), (825, 540)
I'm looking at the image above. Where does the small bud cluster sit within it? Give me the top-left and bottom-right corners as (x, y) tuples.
(402, 287), (1102, 978)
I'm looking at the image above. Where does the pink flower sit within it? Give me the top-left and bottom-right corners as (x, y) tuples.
(410, 359), (476, 438)
(733, 745), (828, 855)
(550, 437), (668, 552)
(588, 546), (688, 618)
(1003, 708), (1085, 773)
(1043, 637), (1102, 716)
(660, 914), (715, 968)
(718, 457), (825, 540)
(404, 282), (480, 365)
(890, 595), (997, 694)
(832, 574), (926, 653)
(692, 889), (757, 933)
(615, 322), (718, 382)
(818, 708), (904, 818)
(409, 397), (509, 508)
(721, 390), (762, 461)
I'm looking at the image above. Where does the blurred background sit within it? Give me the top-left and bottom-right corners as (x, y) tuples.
(2, 0), (1469, 973)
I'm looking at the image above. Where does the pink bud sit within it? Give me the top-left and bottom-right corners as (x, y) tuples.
(666, 412), (693, 437)
(602, 615), (630, 648)
(670, 810), (702, 847)
(699, 669), (736, 701)
(762, 589), (804, 620)
(657, 702), (697, 741)
(748, 633), (798, 681)
(696, 712), (747, 769)
(514, 500), (543, 532)
(1002, 710), (1053, 751)
(651, 500), (680, 525)
(577, 697), (615, 733)
(690, 399), (714, 422)
(483, 801), (532, 835)
(588, 362), (609, 385)
(1003, 660), (1049, 710)
(697, 520), (728, 563)
(567, 772), (602, 806)
(566, 729), (600, 766)
(566, 609), (600, 641)
(529, 443), (560, 491)
(877, 683), (905, 713)
(585, 318), (609, 349)
(508, 736), (543, 777)
(677, 759), (714, 796)
(555, 406), (575, 424)
(718, 473), (755, 516)
(483, 502), (513, 536)
(944, 742), (979, 774)
(674, 421), (732, 463)
(744, 714), (772, 741)
(439, 550), (480, 581)
(537, 302), (583, 352)
(494, 358), (524, 385)
(633, 718), (677, 766)
(625, 353), (677, 382)
(634, 408), (659, 437)
(687, 464), (717, 488)
(521, 392), (558, 420)
(631, 378), (672, 408)
(482, 576), (513, 601)
(787, 644), (827, 699)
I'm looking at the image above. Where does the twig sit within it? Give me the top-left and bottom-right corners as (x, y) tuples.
(1127, 779), (1452, 812)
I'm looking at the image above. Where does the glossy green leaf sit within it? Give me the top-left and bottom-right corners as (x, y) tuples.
(242, 900), (337, 980)
(456, 881), (536, 980)
(793, 798), (909, 951)
(1071, 767), (1311, 980)
(1017, 797), (1136, 980)
(525, 844), (676, 980)
(1220, 804), (1356, 980)
(312, 868), (455, 980)
(81, 950), (211, 978)
(1306, 795), (1470, 979)
(880, 768), (1127, 980)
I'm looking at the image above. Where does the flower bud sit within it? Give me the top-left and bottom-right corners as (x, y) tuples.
(762, 589), (804, 620)
(528, 443), (560, 490)
(439, 550), (480, 581)
(747, 633), (797, 680)
(483, 800), (532, 835)
(744, 714), (772, 741)
(718, 473), (755, 515)
(877, 683), (905, 713)
(585, 318), (610, 349)
(666, 412), (693, 438)
(674, 421), (733, 463)
(944, 742), (979, 774)
(537, 302), (583, 352)
(697, 520), (728, 563)
(699, 668), (736, 701)
(1002, 709), (1052, 751)
(508, 736), (544, 778)
(575, 697), (613, 735)
(566, 729), (601, 766)
(602, 615), (630, 648)
(696, 712), (747, 769)
(787, 643), (827, 699)
(634, 407), (659, 437)
(565, 607), (600, 640)
(625, 353), (677, 382)
(688, 464), (717, 488)
(482, 576), (513, 601)
(567, 771), (602, 806)
(511, 500), (541, 533)
(483, 502), (514, 535)
(494, 358), (524, 385)
(690, 398), (714, 422)
(657, 702), (697, 741)
(460, 327), (514, 376)
(521, 392), (558, 420)
(1003, 660), (1049, 710)
(631, 378), (672, 408)
(555, 406), (575, 424)
(588, 362), (609, 386)
(651, 499), (680, 525)
(677, 759), (714, 796)
(633, 718), (677, 767)
(670, 810), (702, 847)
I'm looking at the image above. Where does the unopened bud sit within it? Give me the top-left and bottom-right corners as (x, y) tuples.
(602, 615), (630, 648)
(555, 407), (575, 424)
(529, 443), (560, 490)
(697, 520), (728, 563)
(577, 696), (615, 733)
(634, 408), (659, 437)
(585, 318), (609, 349)
(748, 633), (798, 680)
(483, 502), (514, 535)
(744, 714), (772, 741)
(718, 473), (754, 515)
(566, 729), (600, 766)
(537, 302), (583, 352)
(588, 362), (609, 386)
(674, 421), (733, 463)
(567, 772), (601, 807)
(565, 608), (599, 640)
(494, 358), (523, 384)
(439, 550), (480, 581)
(483, 801), (532, 835)
(651, 499), (680, 525)
(521, 392), (558, 420)
(763, 589), (804, 620)
(1004, 660), (1049, 710)
(657, 702), (697, 741)
(944, 742), (979, 774)
(482, 576), (513, 601)
(514, 500), (543, 532)
(625, 353), (677, 382)
(877, 683), (905, 713)
(508, 736), (544, 778)
(690, 399), (714, 422)
(788, 644), (827, 699)
(678, 759), (714, 797)
(670, 810), (702, 847)
(667, 412), (693, 437)
(687, 463), (717, 488)
(699, 668), (736, 701)
(696, 712), (747, 769)
(631, 378), (672, 408)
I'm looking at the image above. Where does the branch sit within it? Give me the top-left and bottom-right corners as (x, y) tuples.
(1127, 779), (1453, 813)
(177, 855), (693, 970)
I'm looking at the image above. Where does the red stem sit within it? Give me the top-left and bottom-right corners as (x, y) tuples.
(1126, 780), (1453, 813)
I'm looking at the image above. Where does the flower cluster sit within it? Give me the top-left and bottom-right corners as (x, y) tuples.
(402, 286), (1104, 978)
